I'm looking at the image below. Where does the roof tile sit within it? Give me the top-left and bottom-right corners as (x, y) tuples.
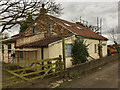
(48, 15), (108, 40)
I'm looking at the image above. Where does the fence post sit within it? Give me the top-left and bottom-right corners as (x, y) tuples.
(17, 52), (19, 69)
(25, 51), (26, 67)
(35, 51), (37, 71)
(59, 55), (62, 78)
(62, 37), (66, 78)
(2, 53), (4, 63)
(8, 51), (9, 63)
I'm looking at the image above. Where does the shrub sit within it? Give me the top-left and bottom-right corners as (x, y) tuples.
(107, 49), (111, 56)
(71, 37), (89, 65)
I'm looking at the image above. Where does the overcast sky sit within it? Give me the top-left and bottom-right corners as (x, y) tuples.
(59, 1), (119, 44)
(3, 0), (120, 44)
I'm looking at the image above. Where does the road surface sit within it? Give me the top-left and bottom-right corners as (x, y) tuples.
(64, 61), (118, 88)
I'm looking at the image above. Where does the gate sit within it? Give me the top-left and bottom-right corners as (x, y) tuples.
(2, 55), (64, 88)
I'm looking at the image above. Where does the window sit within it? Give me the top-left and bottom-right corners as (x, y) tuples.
(48, 23), (52, 32)
(94, 44), (97, 53)
(102, 43), (106, 46)
(65, 44), (72, 57)
(32, 27), (35, 34)
(20, 48), (23, 58)
(20, 51), (23, 58)
(8, 44), (11, 53)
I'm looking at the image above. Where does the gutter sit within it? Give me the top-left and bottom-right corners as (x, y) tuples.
(75, 35), (108, 41)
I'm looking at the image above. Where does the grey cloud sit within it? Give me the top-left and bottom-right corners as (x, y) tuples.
(117, 34), (120, 44)
(61, 2), (118, 26)
(60, 2), (118, 44)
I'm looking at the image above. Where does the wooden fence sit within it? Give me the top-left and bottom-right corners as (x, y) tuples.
(2, 55), (64, 88)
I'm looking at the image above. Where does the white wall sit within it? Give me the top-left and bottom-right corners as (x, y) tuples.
(101, 41), (108, 57)
(3, 43), (15, 63)
(48, 36), (75, 68)
(2, 36), (108, 69)
(84, 38), (100, 60)
(16, 33), (44, 47)
(48, 36), (108, 68)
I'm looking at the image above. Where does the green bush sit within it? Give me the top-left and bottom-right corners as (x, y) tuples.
(107, 49), (111, 56)
(71, 37), (89, 65)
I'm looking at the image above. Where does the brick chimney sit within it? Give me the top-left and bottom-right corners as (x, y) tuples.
(40, 4), (46, 15)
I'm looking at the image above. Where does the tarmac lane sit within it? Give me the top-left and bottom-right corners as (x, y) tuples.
(64, 60), (118, 88)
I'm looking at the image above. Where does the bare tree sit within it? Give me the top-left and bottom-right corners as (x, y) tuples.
(0, 0), (63, 33)
(108, 27), (119, 54)
(2, 32), (9, 39)
(108, 28), (117, 42)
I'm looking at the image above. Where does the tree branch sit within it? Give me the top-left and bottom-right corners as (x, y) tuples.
(0, 0), (63, 33)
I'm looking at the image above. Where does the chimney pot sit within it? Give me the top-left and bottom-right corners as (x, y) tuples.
(42, 4), (44, 8)
(40, 4), (46, 15)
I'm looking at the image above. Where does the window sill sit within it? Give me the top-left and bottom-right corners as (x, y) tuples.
(65, 56), (72, 58)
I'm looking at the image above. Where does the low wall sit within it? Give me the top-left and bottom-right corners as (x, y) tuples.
(67, 54), (120, 78)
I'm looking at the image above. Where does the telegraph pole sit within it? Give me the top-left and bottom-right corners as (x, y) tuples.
(80, 16), (81, 23)
(97, 17), (99, 31)
(100, 18), (102, 35)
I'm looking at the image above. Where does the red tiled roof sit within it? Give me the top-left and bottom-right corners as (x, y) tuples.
(48, 15), (108, 40)
(4, 14), (108, 46)
(16, 34), (72, 48)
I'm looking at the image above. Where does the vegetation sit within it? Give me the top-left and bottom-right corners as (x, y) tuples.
(108, 27), (119, 54)
(71, 37), (89, 65)
(19, 16), (34, 33)
(107, 49), (111, 56)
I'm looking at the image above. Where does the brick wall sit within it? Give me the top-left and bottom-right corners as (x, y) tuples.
(23, 15), (71, 36)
